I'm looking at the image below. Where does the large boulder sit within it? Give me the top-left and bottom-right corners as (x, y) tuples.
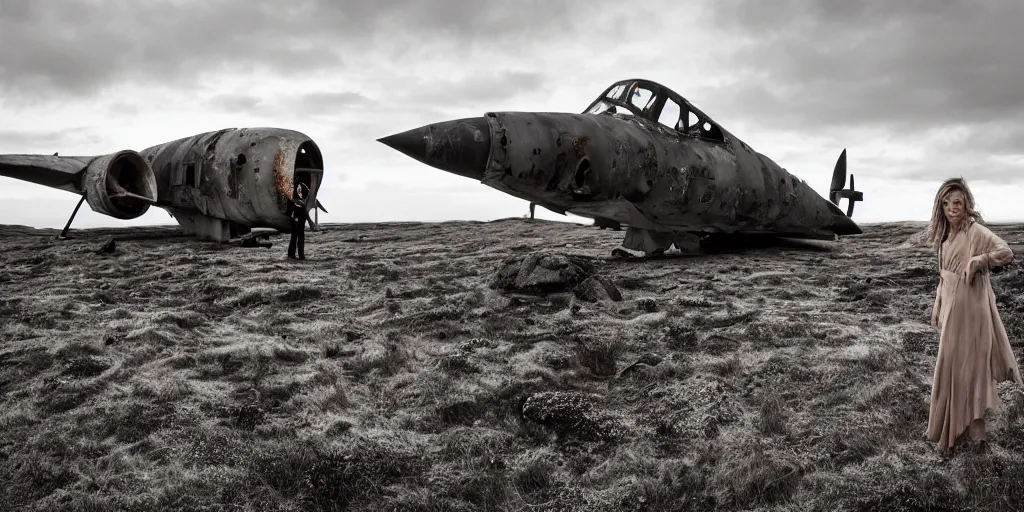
(491, 252), (594, 294)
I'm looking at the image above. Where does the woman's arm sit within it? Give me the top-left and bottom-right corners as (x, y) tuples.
(975, 223), (1013, 268)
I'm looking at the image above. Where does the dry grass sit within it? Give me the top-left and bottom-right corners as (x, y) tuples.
(1, 219), (1024, 511)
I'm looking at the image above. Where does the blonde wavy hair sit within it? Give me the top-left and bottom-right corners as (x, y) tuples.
(926, 177), (983, 248)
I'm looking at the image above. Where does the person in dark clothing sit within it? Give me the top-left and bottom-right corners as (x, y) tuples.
(285, 183), (314, 259)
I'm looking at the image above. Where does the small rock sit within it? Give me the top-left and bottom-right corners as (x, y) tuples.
(491, 252), (594, 294)
(573, 275), (622, 303)
(95, 238), (117, 254)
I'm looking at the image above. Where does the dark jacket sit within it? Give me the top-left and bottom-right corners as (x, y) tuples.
(285, 197), (312, 224)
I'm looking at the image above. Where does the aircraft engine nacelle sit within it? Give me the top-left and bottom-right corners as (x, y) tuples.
(81, 150), (159, 220)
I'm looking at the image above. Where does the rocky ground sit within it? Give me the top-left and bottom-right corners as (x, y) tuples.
(1, 218), (1023, 511)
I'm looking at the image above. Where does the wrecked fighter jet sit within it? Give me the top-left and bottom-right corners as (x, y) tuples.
(379, 78), (864, 256)
(0, 128), (328, 243)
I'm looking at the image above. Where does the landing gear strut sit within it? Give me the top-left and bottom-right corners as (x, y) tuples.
(58, 195), (87, 240)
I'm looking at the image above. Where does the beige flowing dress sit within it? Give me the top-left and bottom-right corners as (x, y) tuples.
(927, 221), (1022, 452)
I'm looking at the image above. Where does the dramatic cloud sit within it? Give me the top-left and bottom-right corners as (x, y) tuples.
(705, 1), (1024, 127)
(0, 0), (1022, 230)
(0, 0), (600, 100)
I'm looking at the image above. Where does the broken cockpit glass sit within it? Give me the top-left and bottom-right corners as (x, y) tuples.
(629, 84), (656, 112)
(583, 79), (727, 143)
(658, 98), (682, 130)
(585, 101), (634, 116)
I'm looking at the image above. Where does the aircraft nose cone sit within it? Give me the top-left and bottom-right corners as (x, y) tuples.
(378, 117), (491, 181)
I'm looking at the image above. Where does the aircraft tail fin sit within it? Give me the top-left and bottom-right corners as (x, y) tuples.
(828, 148), (864, 217)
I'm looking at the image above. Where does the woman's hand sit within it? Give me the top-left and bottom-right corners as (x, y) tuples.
(964, 255), (988, 285)
(931, 304), (940, 330)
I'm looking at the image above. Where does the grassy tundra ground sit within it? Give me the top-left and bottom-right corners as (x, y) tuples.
(1, 219), (1023, 511)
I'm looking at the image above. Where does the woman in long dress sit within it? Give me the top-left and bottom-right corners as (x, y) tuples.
(926, 178), (1024, 455)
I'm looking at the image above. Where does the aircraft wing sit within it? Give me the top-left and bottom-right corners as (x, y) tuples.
(0, 154), (95, 194)
(0, 150), (157, 220)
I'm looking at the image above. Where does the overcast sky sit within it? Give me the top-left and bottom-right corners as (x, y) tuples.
(1, 0), (1022, 230)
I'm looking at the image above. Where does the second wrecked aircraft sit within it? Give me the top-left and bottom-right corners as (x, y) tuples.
(379, 78), (864, 256)
(0, 128), (328, 244)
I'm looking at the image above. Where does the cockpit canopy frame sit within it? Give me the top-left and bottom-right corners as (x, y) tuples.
(582, 78), (727, 144)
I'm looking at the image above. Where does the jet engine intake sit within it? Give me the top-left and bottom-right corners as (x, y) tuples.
(82, 150), (158, 219)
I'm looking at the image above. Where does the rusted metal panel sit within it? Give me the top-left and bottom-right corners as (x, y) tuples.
(274, 150), (291, 198)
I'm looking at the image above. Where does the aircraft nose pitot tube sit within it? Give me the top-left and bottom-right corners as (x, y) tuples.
(377, 117), (491, 181)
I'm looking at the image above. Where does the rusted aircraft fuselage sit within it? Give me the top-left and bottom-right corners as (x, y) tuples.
(139, 128), (323, 240)
(379, 78), (863, 255)
(0, 127), (324, 241)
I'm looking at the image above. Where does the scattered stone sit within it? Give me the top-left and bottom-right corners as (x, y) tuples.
(572, 275), (622, 302)
(95, 237), (117, 254)
(521, 391), (624, 442)
(491, 252), (595, 294)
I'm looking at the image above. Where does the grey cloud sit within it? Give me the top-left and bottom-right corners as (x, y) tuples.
(202, 68), (538, 125)
(288, 92), (375, 121)
(0, 0), (614, 100)
(0, 127), (104, 153)
(704, 0), (1024, 130)
(297, 92), (371, 109)
(948, 120), (1024, 155)
(208, 95), (269, 113)
(857, 148), (1023, 184)
(205, 91), (373, 121)
(394, 71), (547, 107)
